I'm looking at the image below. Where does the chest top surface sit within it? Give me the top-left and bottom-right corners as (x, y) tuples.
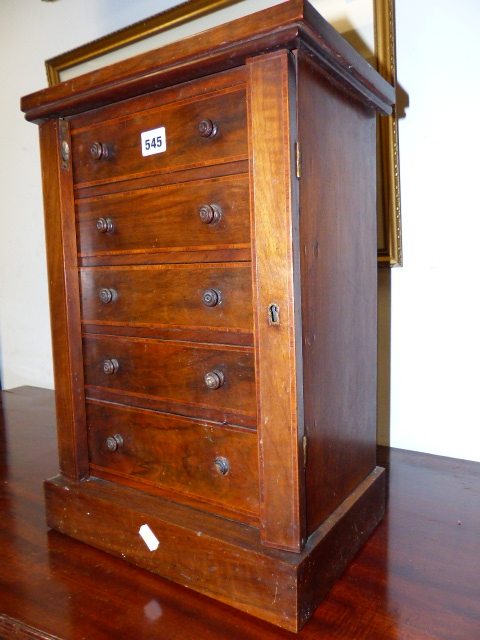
(21, 0), (394, 124)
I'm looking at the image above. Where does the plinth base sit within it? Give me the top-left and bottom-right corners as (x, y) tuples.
(45, 466), (385, 632)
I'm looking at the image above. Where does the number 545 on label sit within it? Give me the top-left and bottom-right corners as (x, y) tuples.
(141, 127), (166, 157)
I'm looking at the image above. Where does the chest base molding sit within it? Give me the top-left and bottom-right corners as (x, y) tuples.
(44, 466), (384, 632)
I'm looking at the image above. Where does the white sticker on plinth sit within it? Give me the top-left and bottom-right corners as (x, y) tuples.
(139, 524), (160, 551)
(141, 126), (166, 156)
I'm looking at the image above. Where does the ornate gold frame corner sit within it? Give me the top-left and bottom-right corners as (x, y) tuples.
(45, 0), (243, 85)
(375, 0), (402, 267)
(45, 0), (402, 267)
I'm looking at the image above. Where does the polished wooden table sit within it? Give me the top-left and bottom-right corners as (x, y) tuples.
(1, 386), (479, 639)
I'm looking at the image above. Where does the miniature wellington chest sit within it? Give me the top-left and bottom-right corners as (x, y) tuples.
(21, 0), (394, 631)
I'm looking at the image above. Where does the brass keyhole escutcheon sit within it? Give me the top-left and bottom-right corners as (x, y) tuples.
(268, 303), (280, 326)
(60, 140), (70, 164)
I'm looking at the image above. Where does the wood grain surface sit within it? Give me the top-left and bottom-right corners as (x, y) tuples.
(71, 84), (247, 188)
(83, 335), (256, 422)
(75, 174), (251, 259)
(86, 399), (259, 524)
(38, 120), (88, 482)
(79, 263), (253, 333)
(296, 51), (378, 535)
(248, 49), (305, 554)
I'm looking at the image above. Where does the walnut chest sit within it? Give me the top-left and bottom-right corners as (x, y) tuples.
(21, 0), (395, 631)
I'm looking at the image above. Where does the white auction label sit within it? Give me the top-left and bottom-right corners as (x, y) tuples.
(139, 523), (160, 551)
(141, 126), (166, 157)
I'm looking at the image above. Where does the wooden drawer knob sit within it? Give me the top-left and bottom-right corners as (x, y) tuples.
(214, 456), (230, 475)
(204, 370), (224, 390)
(99, 288), (117, 304)
(90, 141), (110, 160)
(96, 217), (114, 233)
(198, 119), (218, 138)
(202, 289), (221, 307)
(103, 358), (119, 375)
(105, 434), (124, 452)
(199, 204), (222, 225)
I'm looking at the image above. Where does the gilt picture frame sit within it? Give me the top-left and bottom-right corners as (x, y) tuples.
(45, 0), (402, 266)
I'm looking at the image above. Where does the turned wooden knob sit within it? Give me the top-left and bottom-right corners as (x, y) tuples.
(103, 358), (119, 375)
(214, 456), (230, 475)
(199, 204), (222, 225)
(106, 434), (124, 452)
(90, 141), (110, 160)
(96, 217), (114, 233)
(99, 288), (117, 304)
(204, 370), (224, 390)
(198, 119), (218, 138)
(202, 289), (221, 307)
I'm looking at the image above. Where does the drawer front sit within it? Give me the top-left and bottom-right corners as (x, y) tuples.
(80, 263), (253, 333)
(87, 401), (259, 517)
(76, 174), (251, 258)
(72, 87), (247, 186)
(83, 335), (256, 417)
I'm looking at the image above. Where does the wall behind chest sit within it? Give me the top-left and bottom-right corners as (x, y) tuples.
(0, 0), (180, 389)
(390, 0), (480, 462)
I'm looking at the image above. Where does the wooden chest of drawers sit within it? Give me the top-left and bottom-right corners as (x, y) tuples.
(21, 0), (395, 631)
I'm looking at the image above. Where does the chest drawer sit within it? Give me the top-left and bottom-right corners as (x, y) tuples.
(76, 174), (250, 259)
(80, 263), (253, 333)
(86, 400), (259, 521)
(83, 335), (256, 421)
(71, 86), (247, 187)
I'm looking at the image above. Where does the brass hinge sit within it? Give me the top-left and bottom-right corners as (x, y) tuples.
(295, 141), (301, 179)
(58, 118), (71, 171)
(302, 435), (308, 470)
